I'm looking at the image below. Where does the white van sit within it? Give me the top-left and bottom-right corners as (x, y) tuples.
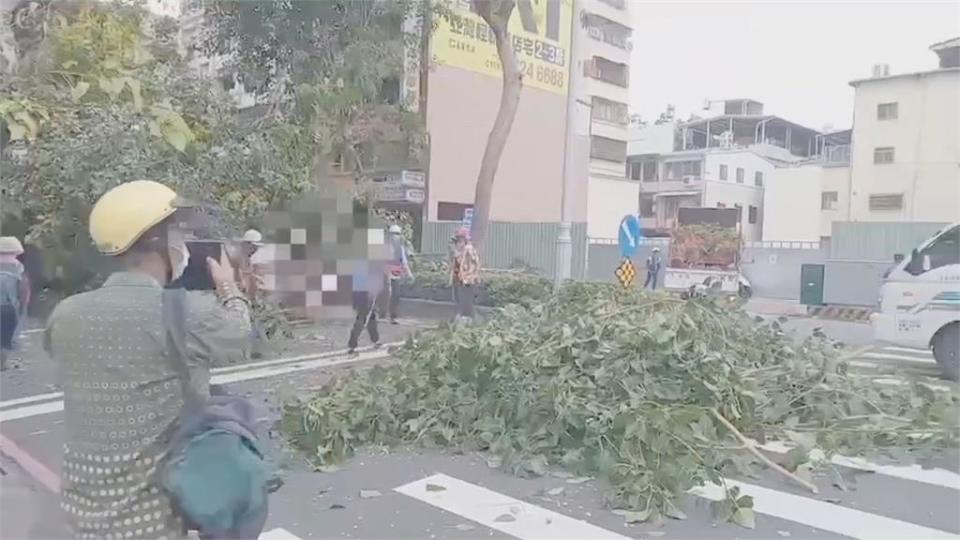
(870, 222), (960, 380)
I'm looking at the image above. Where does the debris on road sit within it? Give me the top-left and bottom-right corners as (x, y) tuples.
(284, 283), (959, 529)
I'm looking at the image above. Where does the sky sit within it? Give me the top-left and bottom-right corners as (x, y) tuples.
(629, 1), (960, 130)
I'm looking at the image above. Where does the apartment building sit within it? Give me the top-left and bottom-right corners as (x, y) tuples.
(627, 99), (825, 241)
(762, 38), (959, 242)
(578, 0), (635, 238)
(846, 38), (960, 224)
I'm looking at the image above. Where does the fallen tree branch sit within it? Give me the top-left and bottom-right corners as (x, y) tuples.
(710, 407), (820, 494)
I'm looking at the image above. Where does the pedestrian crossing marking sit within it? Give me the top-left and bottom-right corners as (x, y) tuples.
(759, 441), (960, 490)
(259, 529), (301, 540)
(691, 478), (959, 540)
(396, 473), (631, 540)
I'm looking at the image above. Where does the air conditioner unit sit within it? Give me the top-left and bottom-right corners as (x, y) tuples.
(682, 175), (697, 184)
(588, 27), (602, 39)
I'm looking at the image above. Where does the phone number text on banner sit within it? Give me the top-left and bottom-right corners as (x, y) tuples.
(433, 0), (572, 96)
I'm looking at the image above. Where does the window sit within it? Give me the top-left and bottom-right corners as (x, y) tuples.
(642, 161), (658, 182)
(639, 194), (655, 217)
(736, 167), (745, 184)
(748, 205), (758, 224)
(628, 162), (642, 180)
(584, 15), (631, 49)
(664, 160), (701, 180)
(584, 57), (629, 87)
(437, 202), (473, 221)
(734, 203), (743, 220)
(874, 147), (895, 164)
(908, 225), (960, 275)
(821, 191), (839, 210)
(877, 102), (899, 121)
(754, 171), (763, 187)
(719, 164), (728, 180)
(869, 193), (903, 211)
(590, 136), (627, 162)
(921, 225), (960, 272)
(591, 97), (629, 125)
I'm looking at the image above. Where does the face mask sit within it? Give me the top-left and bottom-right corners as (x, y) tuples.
(169, 241), (189, 280)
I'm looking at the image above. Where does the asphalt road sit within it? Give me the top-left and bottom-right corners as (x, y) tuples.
(1, 305), (957, 540)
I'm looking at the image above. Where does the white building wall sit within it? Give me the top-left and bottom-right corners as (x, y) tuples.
(700, 151), (769, 240)
(578, 0), (635, 235)
(628, 123), (676, 155)
(849, 69), (960, 223)
(587, 178), (640, 238)
(762, 166), (823, 242)
(820, 166), (851, 237)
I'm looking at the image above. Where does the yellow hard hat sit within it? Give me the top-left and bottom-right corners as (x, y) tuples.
(89, 180), (179, 255)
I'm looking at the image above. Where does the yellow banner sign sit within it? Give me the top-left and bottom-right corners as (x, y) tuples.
(432, 0), (572, 95)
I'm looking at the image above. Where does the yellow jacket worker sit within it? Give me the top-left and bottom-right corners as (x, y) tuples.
(44, 181), (251, 539)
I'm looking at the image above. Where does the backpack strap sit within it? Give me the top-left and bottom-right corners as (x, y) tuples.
(162, 287), (203, 412)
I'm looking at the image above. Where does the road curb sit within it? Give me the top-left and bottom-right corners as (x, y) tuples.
(807, 305), (874, 322)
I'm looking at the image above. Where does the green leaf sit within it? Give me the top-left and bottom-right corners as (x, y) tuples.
(164, 129), (189, 152)
(99, 76), (125, 99)
(731, 507), (756, 529)
(5, 122), (27, 141)
(663, 500), (687, 520)
(71, 81), (91, 102)
(124, 78), (143, 111)
(784, 430), (817, 450)
(620, 509), (650, 523)
(11, 111), (39, 140)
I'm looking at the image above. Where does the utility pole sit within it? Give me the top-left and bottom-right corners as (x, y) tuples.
(554, 0), (584, 291)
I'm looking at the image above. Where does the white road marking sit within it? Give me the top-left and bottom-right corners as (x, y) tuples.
(861, 352), (937, 365)
(0, 391), (65, 410)
(259, 528), (302, 540)
(758, 441), (960, 490)
(0, 342), (401, 412)
(27, 429), (48, 436)
(395, 473), (631, 540)
(691, 479), (958, 540)
(0, 400), (63, 423)
(883, 346), (933, 356)
(19, 329), (43, 335)
(0, 349), (393, 423)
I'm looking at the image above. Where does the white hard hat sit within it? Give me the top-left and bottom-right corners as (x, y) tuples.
(0, 236), (24, 255)
(242, 229), (263, 244)
(388, 224), (402, 234)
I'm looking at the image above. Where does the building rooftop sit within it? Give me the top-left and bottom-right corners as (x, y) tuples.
(849, 66), (960, 87)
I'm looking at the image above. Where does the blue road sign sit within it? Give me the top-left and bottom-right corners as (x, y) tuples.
(618, 214), (642, 259)
(462, 208), (474, 229)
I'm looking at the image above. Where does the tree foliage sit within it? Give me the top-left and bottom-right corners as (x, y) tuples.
(283, 283), (958, 528)
(200, 0), (428, 181)
(0, 1), (319, 296)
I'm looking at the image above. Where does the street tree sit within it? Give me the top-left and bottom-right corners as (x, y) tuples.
(467, 0), (522, 251)
(0, 1), (315, 295)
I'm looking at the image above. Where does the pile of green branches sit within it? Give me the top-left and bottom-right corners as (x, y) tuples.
(283, 282), (958, 528)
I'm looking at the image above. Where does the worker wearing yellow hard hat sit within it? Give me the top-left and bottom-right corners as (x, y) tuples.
(44, 180), (256, 540)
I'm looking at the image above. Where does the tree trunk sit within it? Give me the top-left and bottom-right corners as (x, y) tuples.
(470, 0), (522, 253)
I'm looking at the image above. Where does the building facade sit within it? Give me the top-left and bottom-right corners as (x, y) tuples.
(846, 38), (960, 224)
(627, 99), (826, 241)
(578, 0), (636, 238)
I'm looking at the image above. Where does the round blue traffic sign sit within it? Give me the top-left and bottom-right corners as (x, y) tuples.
(618, 214), (643, 259)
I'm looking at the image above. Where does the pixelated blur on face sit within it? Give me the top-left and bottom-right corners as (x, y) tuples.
(257, 188), (389, 320)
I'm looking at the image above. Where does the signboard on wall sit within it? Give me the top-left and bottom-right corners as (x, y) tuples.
(432, 0), (572, 96)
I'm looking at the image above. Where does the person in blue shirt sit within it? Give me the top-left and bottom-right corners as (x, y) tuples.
(644, 247), (663, 290)
(347, 259), (384, 354)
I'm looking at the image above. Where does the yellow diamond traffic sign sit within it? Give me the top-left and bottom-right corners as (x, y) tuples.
(615, 258), (636, 288)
